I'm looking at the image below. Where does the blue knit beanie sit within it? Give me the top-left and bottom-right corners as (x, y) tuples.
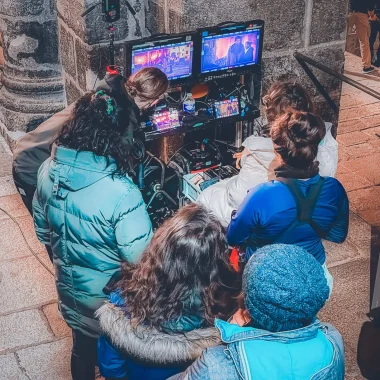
(243, 244), (329, 332)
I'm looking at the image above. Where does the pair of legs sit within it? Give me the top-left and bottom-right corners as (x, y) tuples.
(71, 330), (98, 380)
(348, 12), (372, 70)
(370, 19), (380, 65)
(12, 166), (53, 262)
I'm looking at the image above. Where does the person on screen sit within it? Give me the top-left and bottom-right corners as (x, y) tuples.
(227, 36), (245, 66)
(242, 41), (255, 63)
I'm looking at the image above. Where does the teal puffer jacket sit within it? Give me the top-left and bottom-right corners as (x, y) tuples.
(33, 145), (153, 338)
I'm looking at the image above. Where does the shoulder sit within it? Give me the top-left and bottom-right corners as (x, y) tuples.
(246, 180), (291, 202)
(321, 177), (347, 197)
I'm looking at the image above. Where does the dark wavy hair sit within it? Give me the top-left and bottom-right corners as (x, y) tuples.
(263, 81), (315, 125)
(271, 110), (326, 170)
(55, 91), (132, 175)
(118, 203), (240, 330)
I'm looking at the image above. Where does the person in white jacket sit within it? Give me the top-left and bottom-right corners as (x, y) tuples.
(197, 81), (338, 226)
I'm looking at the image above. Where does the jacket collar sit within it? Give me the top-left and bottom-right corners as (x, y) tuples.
(96, 301), (221, 365)
(51, 145), (117, 174)
(215, 318), (321, 344)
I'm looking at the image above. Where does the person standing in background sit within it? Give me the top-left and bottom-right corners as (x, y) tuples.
(348, 0), (376, 73)
(369, 4), (380, 66)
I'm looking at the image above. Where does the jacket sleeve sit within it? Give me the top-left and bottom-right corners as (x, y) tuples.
(113, 186), (153, 264)
(226, 187), (260, 247)
(32, 190), (50, 245)
(167, 351), (212, 380)
(325, 185), (349, 244)
(98, 336), (127, 380)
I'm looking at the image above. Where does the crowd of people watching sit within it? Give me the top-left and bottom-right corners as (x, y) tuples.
(12, 66), (348, 380)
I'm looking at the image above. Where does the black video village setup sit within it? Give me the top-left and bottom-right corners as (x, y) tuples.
(124, 20), (265, 227)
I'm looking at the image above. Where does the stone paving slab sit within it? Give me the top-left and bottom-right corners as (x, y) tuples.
(0, 175), (17, 197)
(336, 170), (372, 192)
(0, 217), (46, 261)
(0, 309), (53, 352)
(347, 212), (372, 256)
(0, 255), (57, 315)
(42, 303), (71, 339)
(16, 338), (72, 380)
(324, 239), (361, 267)
(319, 258), (370, 379)
(0, 194), (30, 220)
(348, 187), (380, 227)
(0, 353), (28, 379)
(343, 153), (380, 185)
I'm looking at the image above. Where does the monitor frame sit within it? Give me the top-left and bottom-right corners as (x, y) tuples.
(124, 32), (197, 86)
(195, 20), (264, 81)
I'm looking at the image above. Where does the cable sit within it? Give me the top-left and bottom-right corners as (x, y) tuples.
(0, 207), (55, 277)
(167, 142), (193, 164)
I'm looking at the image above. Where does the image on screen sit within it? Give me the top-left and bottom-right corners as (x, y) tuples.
(214, 98), (240, 119)
(132, 41), (193, 81)
(153, 109), (180, 131)
(201, 29), (261, 74)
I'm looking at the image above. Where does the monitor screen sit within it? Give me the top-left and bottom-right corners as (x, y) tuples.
(152, 109), (180, 131)
(131, 41), (194, 81)
(201, 27), (261, 74)
(214, 97), (240, 119)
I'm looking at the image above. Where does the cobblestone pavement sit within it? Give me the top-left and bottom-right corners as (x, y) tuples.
(0, 53), (377, 378)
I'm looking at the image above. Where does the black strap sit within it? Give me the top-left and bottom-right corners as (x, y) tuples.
(275, 177), (327, 240)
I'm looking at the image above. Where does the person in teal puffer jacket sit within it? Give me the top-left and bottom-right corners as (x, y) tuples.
(32, 89), (160, 380)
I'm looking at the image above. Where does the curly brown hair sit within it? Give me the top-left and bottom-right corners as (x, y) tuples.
(118, 203), (240, 330)
(263, 81), (315, 125)
(270, 110), (326, 170)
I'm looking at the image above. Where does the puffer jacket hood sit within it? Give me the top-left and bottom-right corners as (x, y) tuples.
(96, 301), (221, 365)
(49, 145), (116, 193)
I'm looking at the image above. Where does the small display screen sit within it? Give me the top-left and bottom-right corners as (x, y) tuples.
(152, 109), (180, 131)
(131, 41), (194, 81)
(214, 98), (240, 119)
(201, 28), (261, 74)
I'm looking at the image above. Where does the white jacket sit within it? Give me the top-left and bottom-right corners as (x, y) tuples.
(197, 122), (338, 226)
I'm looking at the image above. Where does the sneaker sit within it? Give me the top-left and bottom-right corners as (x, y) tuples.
(363, 66), (375, 74)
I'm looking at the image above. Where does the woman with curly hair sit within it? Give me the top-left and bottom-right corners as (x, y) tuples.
(33, 90), (154, 380)
(96, 203), (240, 380)
(226, 110), (349, 295)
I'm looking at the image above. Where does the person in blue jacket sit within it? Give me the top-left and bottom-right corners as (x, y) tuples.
(170, 244), (345, 380)
(96, 203), (240, 380)
(33, 90), (155, 380)
(226, 110), (349, 294)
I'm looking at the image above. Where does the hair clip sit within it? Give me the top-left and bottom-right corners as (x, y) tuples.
(92, 90), (116, 117)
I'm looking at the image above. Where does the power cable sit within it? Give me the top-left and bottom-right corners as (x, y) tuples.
(0, 207), (55, 277)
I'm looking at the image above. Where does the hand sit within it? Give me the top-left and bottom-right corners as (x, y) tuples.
(230, 308), (251, 326)
(233, 148), (250, 169)
(233, 151), (244, 169)
(370, 14), (378, 21)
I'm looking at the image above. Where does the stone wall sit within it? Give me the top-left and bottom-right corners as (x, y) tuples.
(162, 0), (348, 128)
(56, 0), (150, 103)
(0, 0), (65, 147)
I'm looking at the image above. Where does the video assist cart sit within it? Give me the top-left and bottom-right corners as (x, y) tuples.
(123, 20), (265, 226)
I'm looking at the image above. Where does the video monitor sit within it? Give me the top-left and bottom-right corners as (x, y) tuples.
(125, 34), (195, 83)
(214, 97), (240, 119)
(152, 109), (180, 131)
(198, 20), (264, 78)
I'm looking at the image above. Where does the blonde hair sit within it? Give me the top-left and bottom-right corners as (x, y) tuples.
(126, 67), (168, 101)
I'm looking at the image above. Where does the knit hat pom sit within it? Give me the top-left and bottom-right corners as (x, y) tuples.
(243, 244), (329, 332)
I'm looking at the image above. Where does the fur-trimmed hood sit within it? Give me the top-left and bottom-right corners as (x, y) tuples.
(96, 301), (222, 365)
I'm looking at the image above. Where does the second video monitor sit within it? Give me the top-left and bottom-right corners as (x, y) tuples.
(124, 19), (264, 84)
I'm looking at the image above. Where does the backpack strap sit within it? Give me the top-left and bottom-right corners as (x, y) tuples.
(275, 177), (327, 240)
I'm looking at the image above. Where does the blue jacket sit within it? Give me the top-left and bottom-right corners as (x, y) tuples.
(170, 319), (345, 380)
(33, 145), (153, 337)
(96, 292), (221, 380)
(226, 175), (349, 264)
